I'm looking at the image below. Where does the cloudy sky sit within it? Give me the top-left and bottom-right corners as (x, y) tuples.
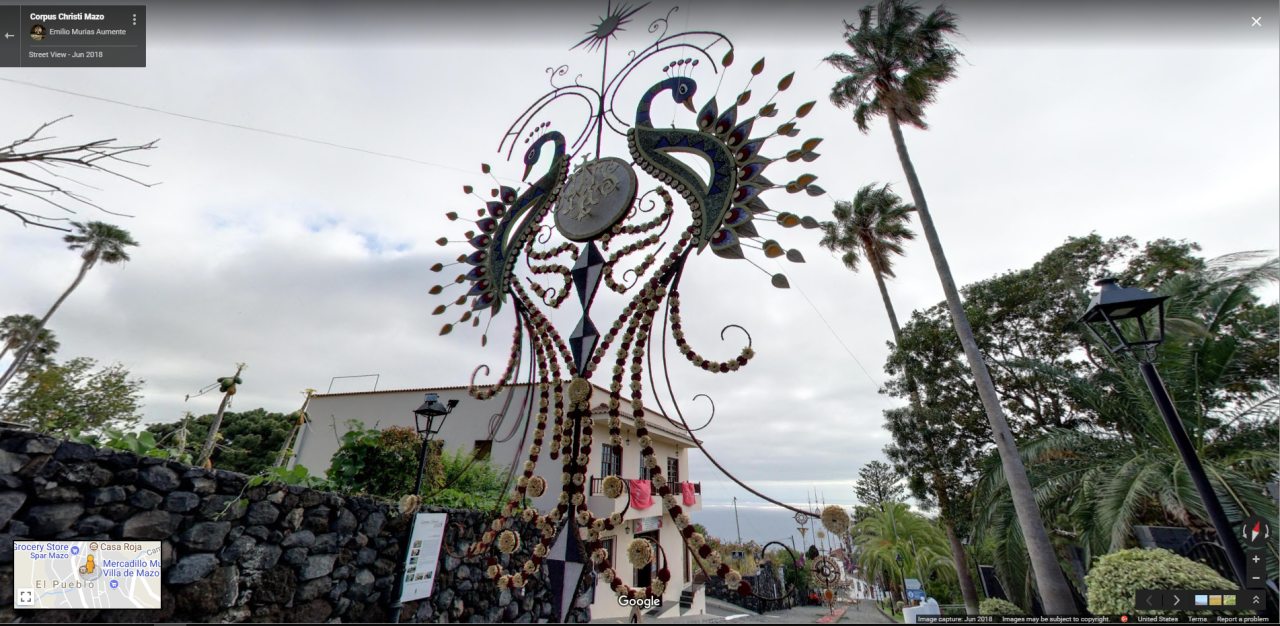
(2, 1), (1276, 544)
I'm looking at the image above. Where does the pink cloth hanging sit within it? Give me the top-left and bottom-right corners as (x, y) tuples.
(630, 479), (653, 510)
(681, 481), (696, 506)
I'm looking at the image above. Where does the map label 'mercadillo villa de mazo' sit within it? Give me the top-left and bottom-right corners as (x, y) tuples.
(291, 383), (707, 620)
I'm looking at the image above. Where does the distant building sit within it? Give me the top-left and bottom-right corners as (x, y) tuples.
(291, 383), (706, 620)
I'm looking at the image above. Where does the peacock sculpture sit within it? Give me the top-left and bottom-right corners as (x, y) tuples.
(426, 27), (829, 612)
(431, 129), (571, 336)
(628, 56), (826, 273)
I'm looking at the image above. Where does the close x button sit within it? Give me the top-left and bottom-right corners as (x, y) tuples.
(1135, 590), (1164, 610)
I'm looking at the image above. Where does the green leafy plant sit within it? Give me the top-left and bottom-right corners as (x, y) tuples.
(423, 447), (508, 510)
(247, 464), (325, 489)
(326, 421), (439, 499)
(979, 598), (1025, 616)
(1, 357), (144, 436)
(771, 547), (813, 592)
(74, 427), (191, 463)
(1084, 548), (1236, 616)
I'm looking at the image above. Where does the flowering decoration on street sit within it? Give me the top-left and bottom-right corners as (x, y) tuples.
(427, 1), (831, 611)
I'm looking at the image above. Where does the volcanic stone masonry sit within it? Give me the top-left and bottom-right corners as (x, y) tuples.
(0, 427), (590, 623)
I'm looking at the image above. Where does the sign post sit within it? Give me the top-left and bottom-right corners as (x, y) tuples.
(399, 513), (449, 602)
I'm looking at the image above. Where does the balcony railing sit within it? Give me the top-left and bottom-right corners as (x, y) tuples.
(588, 477), (701, 498)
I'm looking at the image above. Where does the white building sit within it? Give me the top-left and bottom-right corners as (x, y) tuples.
(291, 383), (707, 620)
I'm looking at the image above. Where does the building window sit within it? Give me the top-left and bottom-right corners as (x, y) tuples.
(473, 440), (492, 460)
(601, 444), (622, 477)
(639, 455), (651, 481)
(601, 536), (616, 564)
(667, 457), (679, 483)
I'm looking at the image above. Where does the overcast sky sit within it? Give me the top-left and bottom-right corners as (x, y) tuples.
(2, 1), (1277, 544)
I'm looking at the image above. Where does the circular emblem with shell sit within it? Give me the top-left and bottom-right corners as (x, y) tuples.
(553, 157), (638, 241)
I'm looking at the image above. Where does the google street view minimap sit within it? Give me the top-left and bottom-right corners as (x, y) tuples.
(12, 541), (162, 609)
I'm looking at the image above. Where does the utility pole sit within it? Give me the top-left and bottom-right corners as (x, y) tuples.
(807, 489), (818, 551)
(733, 496), (743, 545)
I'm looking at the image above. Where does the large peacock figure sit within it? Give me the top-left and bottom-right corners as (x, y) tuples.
(426, 12), (835, 617)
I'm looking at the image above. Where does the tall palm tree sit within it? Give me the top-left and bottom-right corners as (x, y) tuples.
(825, 1), (1079, 614)
(0, 221), (138, 390)
(821, 187), (982, 613)
(820, 183), (917, 338)
(0, 314), (60, 369)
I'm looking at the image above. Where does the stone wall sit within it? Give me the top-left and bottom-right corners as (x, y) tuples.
(0, 428), (588, 623)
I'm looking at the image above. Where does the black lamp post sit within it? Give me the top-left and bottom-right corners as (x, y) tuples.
(388, 392), (458, 623)
(411, 393), (459, 497)
(1080, 277), (1249, 590)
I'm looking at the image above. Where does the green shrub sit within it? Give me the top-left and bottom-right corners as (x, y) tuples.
(895, 600), (905, 613)
(326, 422), (439, 498)
(1084, 548), (1236, 616)
(423, 447), (509, 509)
(979, 598), (1025, 615)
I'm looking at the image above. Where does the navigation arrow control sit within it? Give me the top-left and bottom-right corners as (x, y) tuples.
(1171, 594), (1180, 606)
(4, 33), (12, 39)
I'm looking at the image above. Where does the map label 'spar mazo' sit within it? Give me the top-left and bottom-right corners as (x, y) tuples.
(13, 540), (162, 609)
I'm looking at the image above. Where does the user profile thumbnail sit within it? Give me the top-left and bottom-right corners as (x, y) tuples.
(30, 24), (46, 40)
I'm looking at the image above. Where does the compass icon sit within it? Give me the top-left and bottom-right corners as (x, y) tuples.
(1239, 515), (1271, 548)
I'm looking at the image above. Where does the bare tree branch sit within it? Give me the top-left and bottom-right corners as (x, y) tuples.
(0, 116), (158, 230)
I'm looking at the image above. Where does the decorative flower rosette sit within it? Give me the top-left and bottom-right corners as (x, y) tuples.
(601, 475), (624, 499)
(821, 504), (851, 536)
(626, 538), (654, 568)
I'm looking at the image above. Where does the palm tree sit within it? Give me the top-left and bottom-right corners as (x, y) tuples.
(821, 186), (983, 614)
(972, 255), (1280, 605)
(820, 183), (917, 338)
(825, 1), (1079, 614)
(0, 314), (60, 370)
(0, 221), (139, 390)
(852, 502), (957, 606)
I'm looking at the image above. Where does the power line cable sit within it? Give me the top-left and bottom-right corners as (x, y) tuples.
(772, 261), (881, 389)
(0, 77), (519, 182)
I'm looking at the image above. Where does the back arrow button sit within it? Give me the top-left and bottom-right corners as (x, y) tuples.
(4, 33), (12, 39)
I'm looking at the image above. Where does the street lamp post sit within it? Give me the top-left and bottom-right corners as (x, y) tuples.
(388, 392), (459, 623)
(410, 393), (459, 497)
(1080, 277), (1249, 589)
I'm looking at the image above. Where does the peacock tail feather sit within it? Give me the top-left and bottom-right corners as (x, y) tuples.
(433, 131), (571, 337)
(627, 64), (825, 283)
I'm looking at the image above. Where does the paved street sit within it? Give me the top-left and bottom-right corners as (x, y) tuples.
(591, 599), (896, 624)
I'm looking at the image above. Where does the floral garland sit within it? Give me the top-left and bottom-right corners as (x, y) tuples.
(463, 213), (760, 603)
